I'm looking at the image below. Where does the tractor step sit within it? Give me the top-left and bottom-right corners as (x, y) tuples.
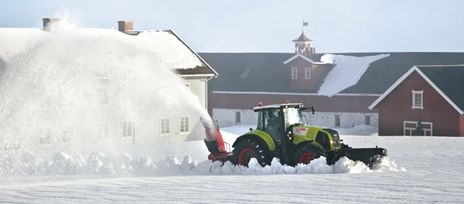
(207, 152), (234, 163)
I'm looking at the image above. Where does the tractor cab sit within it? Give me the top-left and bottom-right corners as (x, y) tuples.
(254, 103), (306, 144)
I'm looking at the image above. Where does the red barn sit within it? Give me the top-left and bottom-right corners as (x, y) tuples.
(369, 65), (464, 136)
(200, 29), (464, 130)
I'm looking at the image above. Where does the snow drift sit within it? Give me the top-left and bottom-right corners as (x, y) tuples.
(0, 149), (404, 177)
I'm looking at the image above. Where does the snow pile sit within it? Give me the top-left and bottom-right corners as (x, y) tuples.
(207, 156), (404, 175)
(320, 53), (336, 64)
(0, 150), (404, 177)
(317, 54), (390, 97)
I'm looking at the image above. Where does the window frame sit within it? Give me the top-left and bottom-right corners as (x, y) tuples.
(412, 90), (424, 109)
(334, 114), (341, 127)
(160, 118), (170, 135)
(180, 116), (190, 134)
(122, 121), (135, 138)
(364, 115), (371, 126)
(235, 112), (241, 124)
(304, 67), (311, 80)
(291, 67), (298, 79)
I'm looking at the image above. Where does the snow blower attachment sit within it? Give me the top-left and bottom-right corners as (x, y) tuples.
(202, 103), (387, 168)
(201, 118), (233, 162)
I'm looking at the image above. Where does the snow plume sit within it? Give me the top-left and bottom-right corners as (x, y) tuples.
(51, 8), (83, 29)
(0, 28), (211, 155)
(317, 54), (390, 97)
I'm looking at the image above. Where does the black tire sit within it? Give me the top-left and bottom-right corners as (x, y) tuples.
(293, 143), (322, 165)
(233, 137), (271, 167)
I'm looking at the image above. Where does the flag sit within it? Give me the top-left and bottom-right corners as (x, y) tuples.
(303, 21), (309, 27)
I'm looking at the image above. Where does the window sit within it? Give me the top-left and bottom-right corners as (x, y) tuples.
(364, 115), (371, 126)
(62, 130), (72, 143)
(123, 121), (135, 137)
(412, 90), (423, 109)
(235, 112), (241, 124)
(180, 117), (190, 133)
(334, 114), (341, 127)
(39, 128), (52, 144)
(99, 123), (109, 139)
(99, 89), (109, 105)
(161, 118), (170, 134)
(403, 121), (433, 136)
(304, 67), (311, 79)
(291, 67), (298, 79)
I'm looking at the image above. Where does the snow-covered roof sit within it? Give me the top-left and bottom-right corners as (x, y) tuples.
(202, 52), (464, 95)
(317, 54), (390, 97)
(0, 28), (218, 77)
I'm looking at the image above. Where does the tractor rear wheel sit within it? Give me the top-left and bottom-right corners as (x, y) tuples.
(293, 143), (322, 165)
(233, 138), (271, 167)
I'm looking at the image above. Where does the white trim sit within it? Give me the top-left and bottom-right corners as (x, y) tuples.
(411, 90), (424, 109)
(369, 66), (464, 115)
(180, 74), (216, 78)
(160, 118), (170, 135)
(305, 67), (311, 80)
(403, 121), (416, 136)
(291, 67), (298, 79)
(369, 66), (417, 110)
(212, 91), (381, 97)
(180, 116), (190, 134)
(415, 68), (463, 115)
(283, 54), (315, 65)
(403, 120), (433, 136)
(167, 30), (219, 77)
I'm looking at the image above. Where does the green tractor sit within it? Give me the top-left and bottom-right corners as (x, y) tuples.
(203, 103), (387, 167)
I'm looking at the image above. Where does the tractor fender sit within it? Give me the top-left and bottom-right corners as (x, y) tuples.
(232, 130), (276, 152)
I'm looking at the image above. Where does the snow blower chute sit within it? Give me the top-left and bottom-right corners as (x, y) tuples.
(202, 103), (387, 168)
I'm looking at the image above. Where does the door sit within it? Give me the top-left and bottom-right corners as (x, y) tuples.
(403, 121), (433, 136)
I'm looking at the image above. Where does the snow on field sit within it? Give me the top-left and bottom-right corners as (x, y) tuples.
(0, 126), (463, 203)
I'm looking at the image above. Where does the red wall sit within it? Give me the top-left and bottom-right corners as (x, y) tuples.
(460, 115), (464, 136)
(376, 71), (462, 136)
(209, 93), (377, 113)
(288, 58), (332, 91)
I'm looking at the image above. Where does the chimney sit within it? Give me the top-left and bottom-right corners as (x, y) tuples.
(42, 18), (60, 31)
(118, 21), (134, 33)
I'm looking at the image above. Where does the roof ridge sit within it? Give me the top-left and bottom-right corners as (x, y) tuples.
(416, 64), (464, 67)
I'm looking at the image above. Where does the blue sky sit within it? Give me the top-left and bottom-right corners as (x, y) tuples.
(1, 0), (463, 53)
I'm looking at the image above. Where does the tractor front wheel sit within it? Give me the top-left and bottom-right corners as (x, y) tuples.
(233, 138), (271, 167)
(293, 143), (321, 165)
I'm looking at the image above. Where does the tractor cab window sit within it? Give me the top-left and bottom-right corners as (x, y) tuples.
(257, 109), (282, 142)
(283, 107), (304, 128)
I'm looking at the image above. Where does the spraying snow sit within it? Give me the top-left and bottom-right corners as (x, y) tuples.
(0, 27), (213, 158)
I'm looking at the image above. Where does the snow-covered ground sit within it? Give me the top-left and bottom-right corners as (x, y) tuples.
(0, 126), (463, 203)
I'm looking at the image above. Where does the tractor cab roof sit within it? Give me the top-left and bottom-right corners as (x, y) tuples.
(253, 103), (304, 112)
